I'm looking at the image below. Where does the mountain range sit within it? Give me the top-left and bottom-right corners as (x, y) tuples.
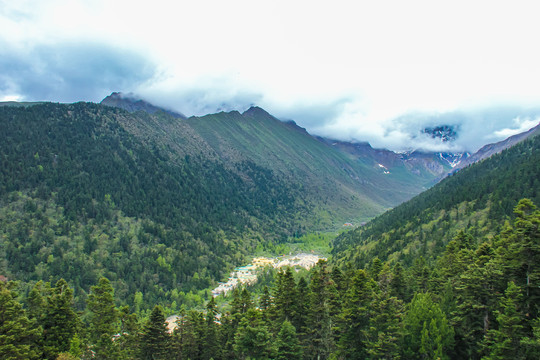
(99, 93), (468, 223)
(0, 92), (538, 308)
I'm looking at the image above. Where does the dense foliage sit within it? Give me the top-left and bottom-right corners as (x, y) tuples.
(1, 200), (538, 358)
(1, 101), (539, 358)
(0, 103), (308, 309)
(0, 101), (450, 311)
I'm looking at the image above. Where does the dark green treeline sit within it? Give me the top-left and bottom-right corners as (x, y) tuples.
(1, 199), (539, 359)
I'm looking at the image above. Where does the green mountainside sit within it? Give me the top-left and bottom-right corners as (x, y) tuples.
(0, 100), (447, 309)
(332, 130), (540, 268)
(1, 99), (539, 359)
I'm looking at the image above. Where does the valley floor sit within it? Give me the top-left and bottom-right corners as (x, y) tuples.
(211, 253), (326, 297)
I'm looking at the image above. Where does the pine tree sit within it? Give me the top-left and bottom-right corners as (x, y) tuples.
(293, 276), (310, 349)
(389, 262), (408, 301)
(42, 279), (80, 360)
(203, 297), (220, 360)
(234, 308), (275, 359)
(305, 260), (336, 360)
(221, 288), (249, 360)
(410, 256), (430, 294)
(0, 282), (41, 360)
(437, 231), (474, 284)
(116, 305), (139, 360)
(500, 199), (540, 319)
(369, 257), (384, 281)
(402, 292), (454, 360)
(366, 293), (403, 359)
(276, 320), (302, 360)
(273, 267), (298, 323)
(259, 286), (272, 313)
(68, 333), (83, 359)
(87, 277), (119, 359)
(139, 305), (170, 360)
(453, 242), (504, 358)
(180, 309), (205, 360)
(521, 317), (540, 359)
(482, 281), (526, 359)
(26, 280), (50, 323)
(336, 269), (373, 359)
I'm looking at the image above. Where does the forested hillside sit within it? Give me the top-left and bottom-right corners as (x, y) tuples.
(0, 100), (445, 311)
(332, 132), (540, 268)
(2, 100), (538, 359)
(0, 102), (306, 308)
(2, 199), (539, 359)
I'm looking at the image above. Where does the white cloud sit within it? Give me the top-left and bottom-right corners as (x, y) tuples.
(493, 117), (540, 139)
(2, 0), (540, 151)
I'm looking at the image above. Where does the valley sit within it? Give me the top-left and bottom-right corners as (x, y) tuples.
(211, 253), (326, 297)
(0, 97), (539, 360)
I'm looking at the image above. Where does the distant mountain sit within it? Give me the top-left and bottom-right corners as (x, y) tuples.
(423, 124), (458, 142)
(332, 128), (540, 268)
(179, 106), (440, 223)
(315, 137), (467, 185)
(101, 92), (186, 119)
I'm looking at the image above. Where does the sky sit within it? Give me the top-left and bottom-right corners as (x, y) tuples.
(1, 0), (540, 152)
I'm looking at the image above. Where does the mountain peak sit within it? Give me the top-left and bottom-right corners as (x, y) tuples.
(242, 106), (271, 117)
(422, 125), (458, 142)
(101, 92), (186, 119)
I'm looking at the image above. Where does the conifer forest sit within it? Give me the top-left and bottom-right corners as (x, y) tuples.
(0, 103), (539, 359)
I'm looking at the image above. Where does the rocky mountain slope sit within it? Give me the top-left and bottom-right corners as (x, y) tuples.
(101, 92), (186, 119)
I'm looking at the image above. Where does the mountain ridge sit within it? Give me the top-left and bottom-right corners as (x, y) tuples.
(452, 121), (540, 172)
(101, 92), (187, 119)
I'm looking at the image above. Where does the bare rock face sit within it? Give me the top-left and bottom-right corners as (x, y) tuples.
(101, 92), (186, 119)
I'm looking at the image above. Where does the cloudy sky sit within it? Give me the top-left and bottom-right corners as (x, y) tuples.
(2, 0), (540, 152)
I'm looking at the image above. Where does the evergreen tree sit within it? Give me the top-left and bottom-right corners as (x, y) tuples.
(521, 317), (540, 359)
(410, 256), (430, 294)
(336, 269), (373, 359)
(140, 305), (170, 360)
(234, 308), (275, 360)
(68, 333), (83, 359)
(453, 242), (503, 358)
(369, 257), (384, 281)
(116, 305), (139, 360)
(402, 292), (454, 360)
(42, 279), (80, 360)
(221, 289), (249, 360)
(180, 309), (205, 360)
(389, 262), (408, 301)
(87, 277), (119, 359)
(437, 231), (474, 284)
(0, 282), (41, 360)
(273, 267), (298, 324)
(203, 297), (220, 360)
(276, 320), (302, 360)
(305, 260), (336, 360)
(293, 276), (310, 348)
(26, 280), (50, 324)
(366, 293), (403, 359)
(482, 281), (526, 360)
(259, 286), (272, 313)
(500, 199), (540, 319)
